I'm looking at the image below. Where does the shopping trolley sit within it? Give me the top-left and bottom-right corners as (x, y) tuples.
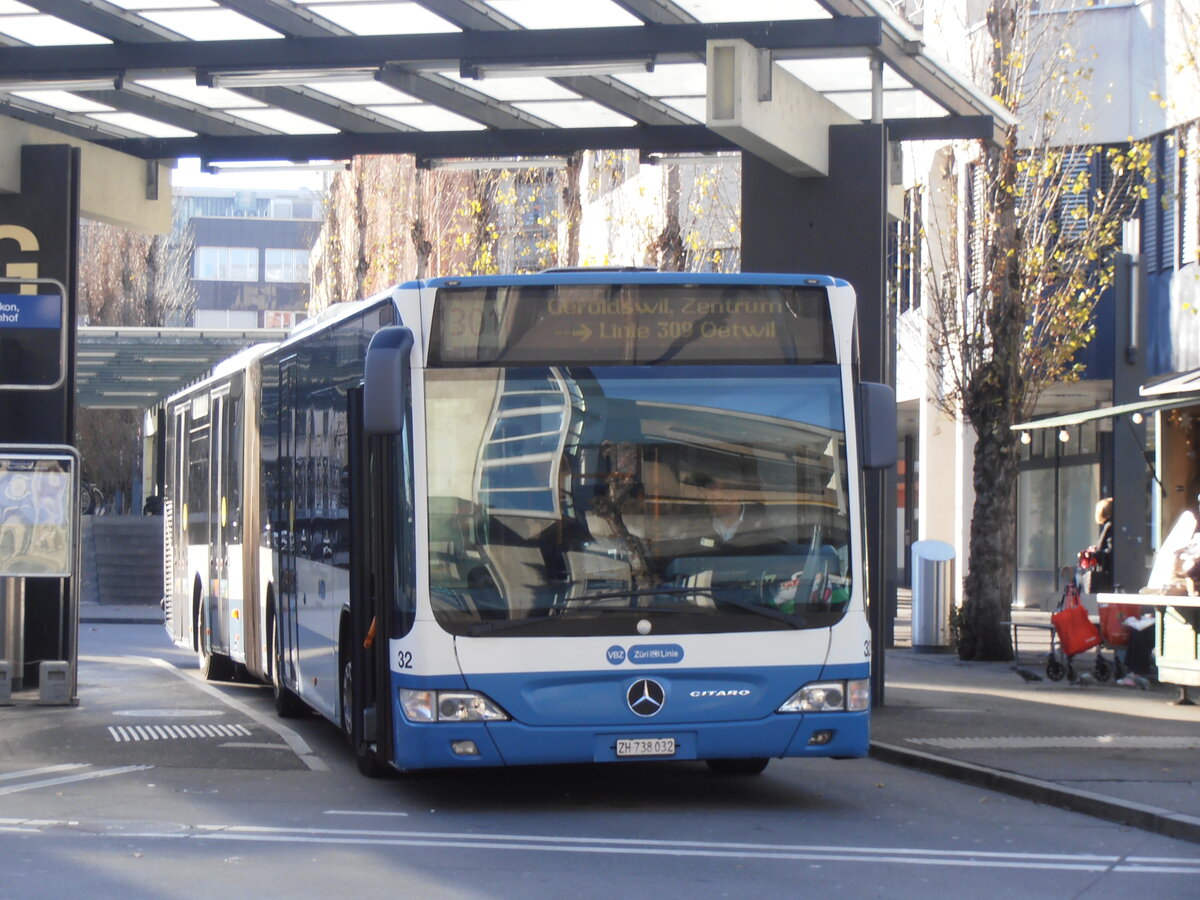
(1046, 579), (1102, 681)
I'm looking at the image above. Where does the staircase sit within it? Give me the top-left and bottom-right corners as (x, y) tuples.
(81, 515), (163, 606)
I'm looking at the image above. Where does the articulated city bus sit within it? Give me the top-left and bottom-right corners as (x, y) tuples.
(161, 271), (895, 776)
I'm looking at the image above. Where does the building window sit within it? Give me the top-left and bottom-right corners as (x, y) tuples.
(264, 248), (311, 283)
(194, 246), (259, 281)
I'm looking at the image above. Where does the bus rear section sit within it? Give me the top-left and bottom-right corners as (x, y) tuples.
(357, 273), (893, 774)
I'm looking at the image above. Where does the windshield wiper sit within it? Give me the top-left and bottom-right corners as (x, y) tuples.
(572, 586), (803, 627)
(465, 586), (803, 635)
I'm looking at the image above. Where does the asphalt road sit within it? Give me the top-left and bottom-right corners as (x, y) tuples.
(0, 623), (1198, 899)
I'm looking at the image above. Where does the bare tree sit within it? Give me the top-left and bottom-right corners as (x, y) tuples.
(76, 219), (196, 506)
(921, 1), (1149, 659)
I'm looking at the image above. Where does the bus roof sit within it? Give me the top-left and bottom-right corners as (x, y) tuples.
(402, 271), (849, 290)
(164, 341), (278, 403)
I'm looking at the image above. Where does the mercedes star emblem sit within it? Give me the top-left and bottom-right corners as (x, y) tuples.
(626, 678), (666, 717)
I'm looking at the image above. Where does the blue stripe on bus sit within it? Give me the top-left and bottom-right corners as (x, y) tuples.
(387, 662), (869, 769)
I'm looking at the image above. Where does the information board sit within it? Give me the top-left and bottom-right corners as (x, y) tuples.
(0, 455), (74, 577)
(0, 291), (66, 390)
(428, 284), (837, 367)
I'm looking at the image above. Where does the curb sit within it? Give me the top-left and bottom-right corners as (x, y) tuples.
(79, 606), (162, 626)
(870, 740), (1200, 845)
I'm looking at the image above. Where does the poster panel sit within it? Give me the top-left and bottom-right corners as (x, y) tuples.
(0, 455), (74, 577)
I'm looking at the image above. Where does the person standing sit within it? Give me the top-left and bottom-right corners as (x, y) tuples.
(1083, 496), (1114, 594)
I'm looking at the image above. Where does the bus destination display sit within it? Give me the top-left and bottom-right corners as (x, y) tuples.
(429, 284), (837, 366)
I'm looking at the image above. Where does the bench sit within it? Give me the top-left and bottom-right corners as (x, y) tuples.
(1000, 620), (1057, 662)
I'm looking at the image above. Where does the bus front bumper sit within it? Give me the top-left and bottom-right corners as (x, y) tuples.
(390, 711), (869, 770)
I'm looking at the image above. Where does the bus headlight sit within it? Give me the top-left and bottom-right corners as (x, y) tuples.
(399, 689), (510, 722)
(777, 679), (870, 713)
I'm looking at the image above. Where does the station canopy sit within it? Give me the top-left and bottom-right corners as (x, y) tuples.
(0, 0), (1011, 168)
(76, 326), (287, 408)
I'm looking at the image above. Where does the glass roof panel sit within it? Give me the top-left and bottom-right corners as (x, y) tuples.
(228, 108), (341, 134)
(0, 14), (112, 45)
(779, 58), (909, 93)
(307, 80), (418, 105)
(658, 96), (705, 121)
(511, 101), (635, 128)
(812, 90), (930, 121)
(0, 1), (37, 13)
(10, 90), (113, 113)
(134, 78), (268, 109)
(368, 105), (486, 130)
(106, 0), (218, 9)
(306, 2), (460, 35)
(438, 73), (580, 102)
(88, 111), (196, 137)
(138, 9), (284, 40)
(614, 63), (707, 97)
(486, 0), (641, 29)
(676, 0), (830, 22)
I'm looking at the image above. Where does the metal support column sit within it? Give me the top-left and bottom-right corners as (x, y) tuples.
(741, 124), (896, 703)
(1111, 251), (1149, 591)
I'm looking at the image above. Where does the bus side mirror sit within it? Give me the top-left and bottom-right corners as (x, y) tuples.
(859, 381), (897, 470)
(364, 326), (414, 435)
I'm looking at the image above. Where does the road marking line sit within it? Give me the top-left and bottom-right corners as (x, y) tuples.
(3, 817), (1198, 874)
(0, 764), (89, 782)
(323, 810), (410, 817)
(908, 735), (1200, 750)
(0, 765), (153, 796)
(142, 657), (328, 771)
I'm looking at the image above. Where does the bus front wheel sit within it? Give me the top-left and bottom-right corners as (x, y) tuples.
(340, 645), (386, 779)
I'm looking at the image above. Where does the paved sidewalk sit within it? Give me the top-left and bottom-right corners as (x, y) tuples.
(873, 628), (1200, 844)
(79, 602), (161, 625)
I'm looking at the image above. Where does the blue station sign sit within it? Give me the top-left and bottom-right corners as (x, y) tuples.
(0, 292), (65, 389)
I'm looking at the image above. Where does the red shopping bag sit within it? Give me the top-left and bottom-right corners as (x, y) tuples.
(1098, 602), (1141, 646)
(1052, 596), (1101, 657)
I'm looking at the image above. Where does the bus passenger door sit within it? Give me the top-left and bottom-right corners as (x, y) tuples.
(277, 358), (301, 688)
(347, 387), (395, 768)
(168, 406), (188, 647)
(208, 389), (228, 656)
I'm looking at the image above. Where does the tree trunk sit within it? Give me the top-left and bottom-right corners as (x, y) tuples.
(958, 401), (1019, 661)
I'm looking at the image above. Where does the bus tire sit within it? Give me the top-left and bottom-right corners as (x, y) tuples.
(705, 758), (769, 776)
(197, 601), (233, 682)
(269, 612), (307, 719)
(340, 641), (387, 779)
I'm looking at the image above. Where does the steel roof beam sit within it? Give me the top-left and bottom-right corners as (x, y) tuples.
(82, 87), (270, 136)
(0, 97), (133, 142)
(412, 0), (696, 125)
(20, 0), (181, 43)
(412, 0), (521, 31)
(0, 19), (884, 78)
(235, 86), (407, 133)
(815, 0), (1015, 144)
(550, 75), (692, 126)
(205, 0), (351, 39)
(95, 123), (737, 162)
(376, 67), (554, 130)
(609, 1), (696, 25)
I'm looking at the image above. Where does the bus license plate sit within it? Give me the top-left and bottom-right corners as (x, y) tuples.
(616, 738), (676, 757)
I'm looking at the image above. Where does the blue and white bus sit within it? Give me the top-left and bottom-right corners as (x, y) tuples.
(162, 271), (895, 776)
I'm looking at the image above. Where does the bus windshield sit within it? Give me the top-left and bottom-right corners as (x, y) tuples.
(424, 364), (851, 636)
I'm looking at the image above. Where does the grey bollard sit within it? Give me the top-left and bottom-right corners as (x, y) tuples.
(911, 540), (956, 652)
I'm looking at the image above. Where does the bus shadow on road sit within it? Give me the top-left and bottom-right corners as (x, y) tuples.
(369, 758), (851, 814)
